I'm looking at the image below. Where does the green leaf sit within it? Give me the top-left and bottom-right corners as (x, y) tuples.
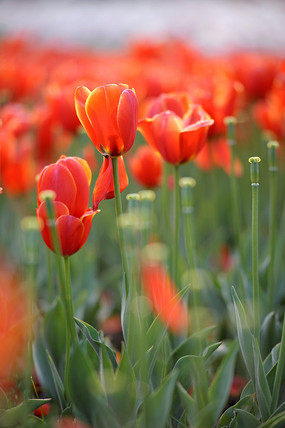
(74, 317), (117, 369)
(170, 326), (216, 362)
(68, 344), (120, 428)
(209, 341), (238, 423)
(106, 344), (137, 426)
(218, 394), (258, 428)
(234, 409), (260, 428)
(0, 399), (51, 428)
(252, 338), (272, 421)
(203, 341), (223, 361)
(137, 371), (178, 428)
(44, 297), (66, 372)
(46, 349), (65, 412)
(259, 411), (285, 428)
(177, 382), (196, 427)
(232, 287), (255, 380)
(33, 331), (65, 405)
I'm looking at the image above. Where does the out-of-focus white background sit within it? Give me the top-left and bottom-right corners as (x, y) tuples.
(0, 0), (285, 53)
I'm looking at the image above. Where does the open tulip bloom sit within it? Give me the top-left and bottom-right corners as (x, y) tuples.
(75, 84), (138, 157)
(138, 104), (214, 165)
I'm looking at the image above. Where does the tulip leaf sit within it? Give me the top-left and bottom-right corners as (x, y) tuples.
(44, 297), (66, 373)
(252, 338), (272, 421)
(74, 317), (117, 369)
(0, 399), (51, 428)
(33, 331), (66, 406)
(232, 287), (255, 381)
(209, 341), (238, 423)
(67, 344), (120, 428)
(259, 411), (285, 428)
(203, 341), (223, 361)
(218, 394), (259, 428)
(137, 371), (178, 428)
(46, 349), (65, 412)
(177, 382), (196, 427)
(170, 325), (216, 363)
(105, 344), (137, 426)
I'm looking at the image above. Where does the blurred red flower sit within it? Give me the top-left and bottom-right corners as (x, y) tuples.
(0, 264), (30, 389)
(128, 145), (163, 188)
(141, 260), (189, 334)
(37, 155), (98, 256)
(75, 84), (138, 157)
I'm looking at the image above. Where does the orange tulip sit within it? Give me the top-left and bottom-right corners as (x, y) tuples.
(75, 84), (138, 157)
(128, 145), (163, 188)
(138, 104), (213, 165)
(0, 264), (30, 387)
(37, 155), (98, 256)
(141, 260), (189, 334)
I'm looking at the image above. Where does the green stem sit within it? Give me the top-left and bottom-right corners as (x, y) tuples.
(173, 165), (180, 287)
(64, 257), (78, 344)
(268, 141), (279, 311)
(112, 157), (130, 294)
(249, 157), (261, 341)
(226, 117), (242, 258)
(47, 248), (54, 303)
(180, 177), (201, 343)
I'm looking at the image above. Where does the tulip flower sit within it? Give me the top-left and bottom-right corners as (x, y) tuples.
(74, 84), (138, 157)
(138, 104), (214, 165)
(128, 145), (163, 188)
(141, 259), (189, 334)
(0, 264), (30, 385)
(37, 155), (98, 256)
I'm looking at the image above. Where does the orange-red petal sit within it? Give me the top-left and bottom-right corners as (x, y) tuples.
(75, 86), (99, 146)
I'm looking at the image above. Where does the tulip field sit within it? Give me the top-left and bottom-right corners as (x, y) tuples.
(1, 34), (285, 428)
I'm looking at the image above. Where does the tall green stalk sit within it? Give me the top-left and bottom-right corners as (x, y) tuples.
(225, 117), (242, 259)
(180, 177), (201, 343)
(267, 141), (279, 311)
(112, 157), (130, 294)
(249, 157), (261, 341)
(173, 165), (180, 287)
(271, 315), (285, 412)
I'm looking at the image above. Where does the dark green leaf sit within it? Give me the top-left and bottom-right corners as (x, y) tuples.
(0, 399), (51, 428)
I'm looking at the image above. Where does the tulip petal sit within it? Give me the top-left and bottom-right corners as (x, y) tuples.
(80, 209), (99, 249)
(56, 215), (84, 256)
(37, 201), (69, 252)
(93, 156), (128, 210)
(152, 112), (182, 164)
(117, 89), (138, 154)
(75, 86), (99, 146)
(85, 85), (124, 156)
(37, 163), (76, 210)
(57, 156), (90, 218)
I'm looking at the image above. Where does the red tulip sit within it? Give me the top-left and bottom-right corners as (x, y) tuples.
(75, 84), (138, 157)
(128, 145), (163, 188)
(138, 104), (213, 165)
(141, 260), (189, 334)
(37, 155), (98, 256)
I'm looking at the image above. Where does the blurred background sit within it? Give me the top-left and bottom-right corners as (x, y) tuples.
(0, 0), (285, 53)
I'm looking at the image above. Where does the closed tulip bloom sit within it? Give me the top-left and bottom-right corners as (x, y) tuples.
(37, 155), (98, 256)
(128, 145), (163, 188)
(75, 84), (138, 157)
(138, 104), (214, 165)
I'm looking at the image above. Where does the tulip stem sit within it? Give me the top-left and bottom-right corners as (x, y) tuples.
(64, 257), (78, 344)
(267, 141), (279, 311)
(249, 157), (261, 341)
(173, 165), (180, 287)
(112, 157), (130, 294)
